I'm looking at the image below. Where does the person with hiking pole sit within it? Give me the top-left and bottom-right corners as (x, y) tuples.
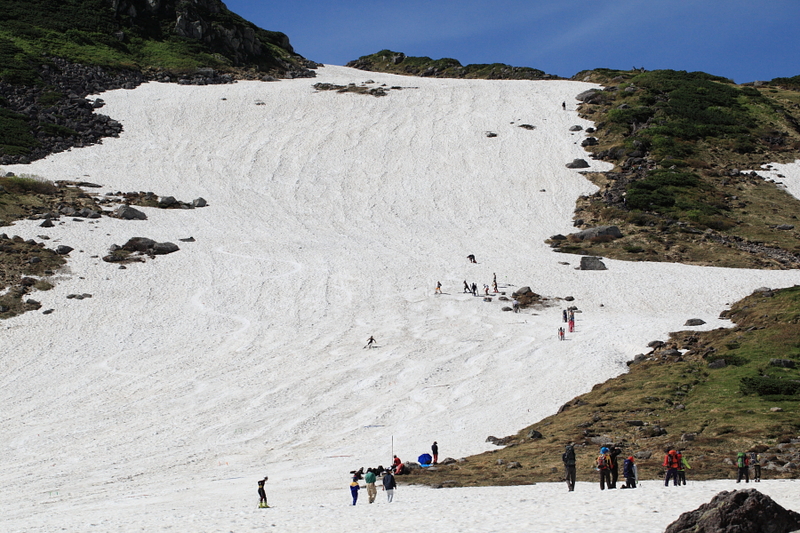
(562, 443), (577, 491)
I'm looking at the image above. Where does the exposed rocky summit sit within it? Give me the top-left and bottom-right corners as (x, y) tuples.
(665, 489), (800, 533)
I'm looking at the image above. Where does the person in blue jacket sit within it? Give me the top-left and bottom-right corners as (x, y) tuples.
(350, 476), (360, 505)
(382, 470), (396, 502)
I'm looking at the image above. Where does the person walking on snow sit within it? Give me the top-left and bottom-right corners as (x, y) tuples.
(435, 281), (442, 294)
(365, 336), (376, 349)
(350, 476), (361, 505)
(383, 470), (396, 502)
(558, 327), (565, 340)
(463, 280), (470, 293)
(364, 468), (377, 503)
(258, 476), (269, 508)
(432, 441), (439, 464)
(471, 283), (478, 296)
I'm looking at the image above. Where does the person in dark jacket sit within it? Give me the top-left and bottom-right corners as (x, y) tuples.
(562, 443), (576, 491)
(382, 471), (396, 502)
(258, 476), (269, 508)
(622, 456), (637, 488)
(431, 441), (439, 464)
(609, 446), (622, 488)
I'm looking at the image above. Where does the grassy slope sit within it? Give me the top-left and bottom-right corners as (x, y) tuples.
(0, 0), (310, 159)
(404, 286), (800, 487)
(550, 69), (800, 269)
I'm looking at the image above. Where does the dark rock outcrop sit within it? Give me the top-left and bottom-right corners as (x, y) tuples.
(664, 489), (800, 533)
(579, 256), (607, 270)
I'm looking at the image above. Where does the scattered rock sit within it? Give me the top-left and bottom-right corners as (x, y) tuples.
(179, 237), (196, 242)
(684, 318), (706, 326)
(708, 359), (727, 369)
(55, 245), (74, 255)
(770, 359), (797, 369)
(507, 462), (522, 469)
(573, 225), (622, 240)
(770, 407), (784, 412)
(569, 125), (583, 131)
(485, 131), (498, 138)
(527, 429), (543, 439)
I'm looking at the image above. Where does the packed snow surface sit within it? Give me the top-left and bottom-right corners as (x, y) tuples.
(2, 66), (799, 532)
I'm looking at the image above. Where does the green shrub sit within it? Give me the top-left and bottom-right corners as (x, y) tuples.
(740, 376), (800, 396)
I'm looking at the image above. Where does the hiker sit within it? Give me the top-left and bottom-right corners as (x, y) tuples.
(435, 281), (442, 294)
(463, 280), (470, 293)
(597, 447), (612, 490)
(562, 101), (566, 110)
(558, 327), (565, 340)
(493, 281), (498, 293)
(568, 317), (575, 332)
(562, 309), (568, 323)
(364, 468), (377, 503)
(512, 299), (520, 313)
(366, 336), (376, 349)
(432, 441), (439, 464)
(663, 449), (680, 486)
(736, 452), (750, 483)
(562, 443), (577, 491)
(750, 451), (761, 482)
(622, 456), (637, 488)
(609, 446), (622, 488)
(467, 254), (476, 263)
(471, 283), (478, 296)
(677, 451), (691, 485)
(350, 476), (361, 505)
(484, 284), (489, 296)
(382, 470), (396, 502)
(258, 475), (268, 508)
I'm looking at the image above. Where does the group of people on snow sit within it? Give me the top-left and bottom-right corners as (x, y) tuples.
(346, 442), (439, 505)
(562, 444), (764, 491)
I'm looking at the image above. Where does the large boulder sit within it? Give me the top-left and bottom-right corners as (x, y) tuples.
(115, 205), (147, 220)
(566, 158), (590, 169)
(665, 489), (800, 533)
(579, 257), (607, 270)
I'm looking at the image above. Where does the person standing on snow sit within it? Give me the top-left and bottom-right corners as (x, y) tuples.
(382, 470), (396, 502)
(736, 452), (750, 483)
(562, 443), (577, 491)
(664, 449), (680, 486)
(435, 281), (442, 294)
(750, 451), (761, 482)
(431, 441), (439, 464)
(463, 280), (470, 293)
(257, 475), (269, 508)
(609, 446), (622, 488)
(677, 450), (690, 485)
(597, 447), (612, 490)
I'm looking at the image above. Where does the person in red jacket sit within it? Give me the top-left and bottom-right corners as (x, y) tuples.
(664, 449), (680, 486)
(392, 455), (402, 474)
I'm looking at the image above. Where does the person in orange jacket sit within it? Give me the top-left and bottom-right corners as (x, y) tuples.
(664, 449), (680, 486)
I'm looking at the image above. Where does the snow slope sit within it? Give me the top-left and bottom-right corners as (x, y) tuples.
(2, 65), (799, 532)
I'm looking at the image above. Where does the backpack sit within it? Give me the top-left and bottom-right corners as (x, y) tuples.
(737, 453), (747, 468)
(597, 454), (609, 470)
(749, 452), (758, 465)
(563, 446), (576, 466)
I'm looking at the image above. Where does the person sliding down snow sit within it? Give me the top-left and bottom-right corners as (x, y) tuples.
(258, 476), (269, 508)
(365, 336), (376, 349)
(463, 280), (470, 293)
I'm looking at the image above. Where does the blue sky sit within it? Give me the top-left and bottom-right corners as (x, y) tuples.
(224, 0), (799, 83)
